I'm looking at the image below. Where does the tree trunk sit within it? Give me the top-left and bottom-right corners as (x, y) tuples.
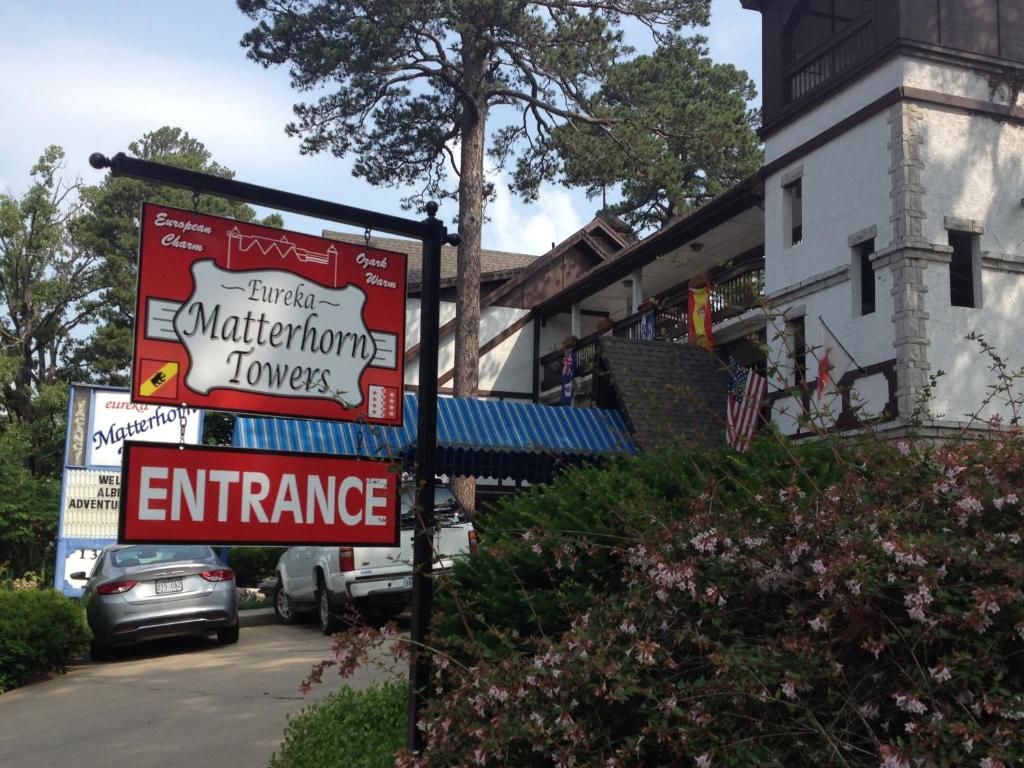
(451, 92), (487, 514)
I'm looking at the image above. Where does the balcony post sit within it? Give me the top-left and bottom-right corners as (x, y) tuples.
(630, 269), (644, 314)
(571, 302), (582, 338)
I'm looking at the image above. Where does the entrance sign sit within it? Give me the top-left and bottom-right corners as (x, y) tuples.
(119, 442), (400, 547)
(133, 204), (407, 425)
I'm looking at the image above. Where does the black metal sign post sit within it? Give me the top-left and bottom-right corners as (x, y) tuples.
(89, 152), (456, 754)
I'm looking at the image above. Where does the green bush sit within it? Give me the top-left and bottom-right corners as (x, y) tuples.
(436, 435), (842, 657)
(413, 433), (1024, 767)
(226, 547), (284, 587)
(0, 588), (90, 692)
(270, 680), (405, 768)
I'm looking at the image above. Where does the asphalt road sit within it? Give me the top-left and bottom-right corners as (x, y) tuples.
(0, 620), (402, 768)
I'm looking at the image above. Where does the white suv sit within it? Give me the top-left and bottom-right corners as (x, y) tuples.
(271, 485), (476, 633)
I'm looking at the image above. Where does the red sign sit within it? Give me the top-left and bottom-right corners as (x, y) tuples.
(133, 203), (406, 424)
(119, 442), (400, 546)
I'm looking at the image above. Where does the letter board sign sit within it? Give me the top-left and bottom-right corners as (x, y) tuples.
(119, 442), (400, 546)
(133, 203), (407, 425)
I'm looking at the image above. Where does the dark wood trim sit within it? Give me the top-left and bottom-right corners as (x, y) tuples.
(436, 313), (535, 387)
(534, 174), (765, 316)
(762, 39), (1024, 137)
(532, 310), (541, 402)
(762, 86), (904, 177)
(902, 85), (1024, 123)
(762, 83), (1024, 186)
(834, 359), (898, 429)
(765, 358), (898, 437)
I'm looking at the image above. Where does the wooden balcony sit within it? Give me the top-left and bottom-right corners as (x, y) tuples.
(785, 17), (874, 104)
(541, 261), (765, 392)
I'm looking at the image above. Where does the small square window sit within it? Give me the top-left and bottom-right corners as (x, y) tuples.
(784, 178), (803, 247)
(786, 315), (806, 387)
(949, 231), (977, 308)
(854, 238), (876, 316)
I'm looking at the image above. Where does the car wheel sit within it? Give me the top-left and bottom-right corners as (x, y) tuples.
(217, 624), (240, 645)
(317, 577), (341, 635)
(273, 580), (298, 625)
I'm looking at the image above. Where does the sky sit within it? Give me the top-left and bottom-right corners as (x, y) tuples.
(0, 1), (761, 255)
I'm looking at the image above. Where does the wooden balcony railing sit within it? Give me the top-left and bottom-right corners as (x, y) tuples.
(785, 17), (874, 103)
(540, 262), (765, 392)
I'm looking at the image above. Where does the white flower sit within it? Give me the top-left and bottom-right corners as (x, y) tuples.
(691, 529), (718, 554)
(929, 664), (952, 683)
(695, 753), (713, 768)
(893, 693), (927, 714)
(809, 616), (827, 633)
(781, 680), (797, 700)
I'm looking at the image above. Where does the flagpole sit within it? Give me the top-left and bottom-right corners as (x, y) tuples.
(818, 315), (865, 374)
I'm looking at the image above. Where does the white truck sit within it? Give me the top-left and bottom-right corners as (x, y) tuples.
(271, 485), (476, 633)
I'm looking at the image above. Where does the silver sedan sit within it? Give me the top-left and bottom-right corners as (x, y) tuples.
(75, 544), (239, 660)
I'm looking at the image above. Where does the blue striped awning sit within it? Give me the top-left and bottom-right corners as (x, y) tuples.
(232, 395), (636, 482)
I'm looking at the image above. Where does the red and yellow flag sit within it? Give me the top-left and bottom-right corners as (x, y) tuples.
(687, 287), (713, 349)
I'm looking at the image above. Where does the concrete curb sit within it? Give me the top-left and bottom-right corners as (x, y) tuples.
(239, 608), (277, 628)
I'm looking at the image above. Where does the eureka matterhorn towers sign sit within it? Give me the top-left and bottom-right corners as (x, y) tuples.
(133, 204), (407, 425)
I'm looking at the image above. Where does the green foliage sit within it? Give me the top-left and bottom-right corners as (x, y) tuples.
(238, 1), (712, 210)
(536, 37), (763, 231)
(71, 127), (282, 385)
(0, 420), (61, 576)
(436, 435), (842, 657)
(269, 681), (405, 768)
(415, 433), (1024, 766)
(0, 587), (90, 692)
(0, 147), (98, 425)
(227, 547), (284, 587)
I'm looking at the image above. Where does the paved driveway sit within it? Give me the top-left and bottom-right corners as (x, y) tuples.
(0, 622), (401, 768)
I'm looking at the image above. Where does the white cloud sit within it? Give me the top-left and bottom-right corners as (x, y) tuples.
(485, 171), (588, 255)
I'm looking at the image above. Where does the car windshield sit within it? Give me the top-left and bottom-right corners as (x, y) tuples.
(111, 545), (215, 568)
(400, 489), (466, 528)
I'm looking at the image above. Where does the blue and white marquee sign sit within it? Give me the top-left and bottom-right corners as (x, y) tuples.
(54, 384), (202, 596)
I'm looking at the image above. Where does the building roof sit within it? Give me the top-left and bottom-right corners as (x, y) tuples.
(595, 337), (727, 451)
(535, 173), (765, 314)
(232, 394), (637, 482)
(322, 231), (537, 289)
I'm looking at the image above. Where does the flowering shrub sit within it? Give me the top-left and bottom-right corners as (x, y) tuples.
(395, 432), (1023, 766)
(11, 571), (41, 591)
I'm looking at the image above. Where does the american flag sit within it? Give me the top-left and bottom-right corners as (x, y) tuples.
(727, 358), (766, 452)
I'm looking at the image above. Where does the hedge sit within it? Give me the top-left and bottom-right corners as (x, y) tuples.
(269, 680), (405, 768)
(0, 588), (90, 692)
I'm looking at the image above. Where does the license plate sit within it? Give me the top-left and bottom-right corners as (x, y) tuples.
(403, 576), (413, 590)
(156, 577), (182, 595)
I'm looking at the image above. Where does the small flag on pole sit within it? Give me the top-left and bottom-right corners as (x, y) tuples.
(816, 347), (833, 399)
(560, 349), (576, 406)
(727, 358), (766, 452)
(688, 286), (713, 349)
